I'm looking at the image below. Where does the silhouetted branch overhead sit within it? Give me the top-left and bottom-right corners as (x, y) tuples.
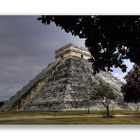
(38, 16), (140, 73)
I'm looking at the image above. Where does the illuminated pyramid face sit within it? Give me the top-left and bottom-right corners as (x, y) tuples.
(55, 43), (91, 60)
(0, 44), (124, 112)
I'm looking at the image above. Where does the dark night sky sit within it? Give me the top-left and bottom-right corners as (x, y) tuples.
(0, 16), (133, 101)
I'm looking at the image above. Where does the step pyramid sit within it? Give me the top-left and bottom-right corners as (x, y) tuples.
(0, 43), (124, 112)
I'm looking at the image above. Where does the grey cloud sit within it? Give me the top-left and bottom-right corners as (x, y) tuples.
(0, 16), (85, 100)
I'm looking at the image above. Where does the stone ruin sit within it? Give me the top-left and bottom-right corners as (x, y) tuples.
(0, 43), (136, 112)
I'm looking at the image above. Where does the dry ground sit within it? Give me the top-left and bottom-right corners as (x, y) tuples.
(0, 110), (140, 124)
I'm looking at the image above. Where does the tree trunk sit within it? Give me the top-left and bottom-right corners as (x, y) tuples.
(87, 107), (90, 114)
(106, 105), (110, 117)
(87, 101), (90, 114)
(136, 103), (139, 111)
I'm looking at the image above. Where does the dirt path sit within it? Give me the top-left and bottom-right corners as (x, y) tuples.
(0, 114), (137, 121)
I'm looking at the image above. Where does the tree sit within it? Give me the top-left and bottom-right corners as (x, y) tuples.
(38, 16), (140, 73)
(91, 81), (117, 117)
(0, 101), (4, 108)
(122, 65), (140, 103)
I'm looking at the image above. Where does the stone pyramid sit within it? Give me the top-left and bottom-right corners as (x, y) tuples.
(0, 43), (124, 112)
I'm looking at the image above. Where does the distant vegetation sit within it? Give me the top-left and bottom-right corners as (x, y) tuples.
(0, 101), (4, 108)
(122, 65), (140, 103)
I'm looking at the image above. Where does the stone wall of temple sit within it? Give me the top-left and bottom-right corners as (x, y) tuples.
(1, 43), (138, 112)
(55, 43), (91, 60)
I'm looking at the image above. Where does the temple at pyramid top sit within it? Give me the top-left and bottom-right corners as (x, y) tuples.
(55, 43), (91, 60)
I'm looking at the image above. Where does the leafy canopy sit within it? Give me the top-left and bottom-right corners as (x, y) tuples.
(92, 81), (116, 105)
(122, 65), (140, 102)
(38, 16), (140, 73)
(0, 101), (4, 107)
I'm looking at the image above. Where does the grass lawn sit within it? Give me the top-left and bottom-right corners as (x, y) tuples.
(0, 110), (140, 124)
(1, 116), (140, 125)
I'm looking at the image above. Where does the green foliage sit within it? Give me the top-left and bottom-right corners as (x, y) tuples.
(91, 81), (116, 117)
(92, 81), (116, 106)
(38, 16), (140, 73)
(93, 81), (116, 101)
(122, 65), (140, 102)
